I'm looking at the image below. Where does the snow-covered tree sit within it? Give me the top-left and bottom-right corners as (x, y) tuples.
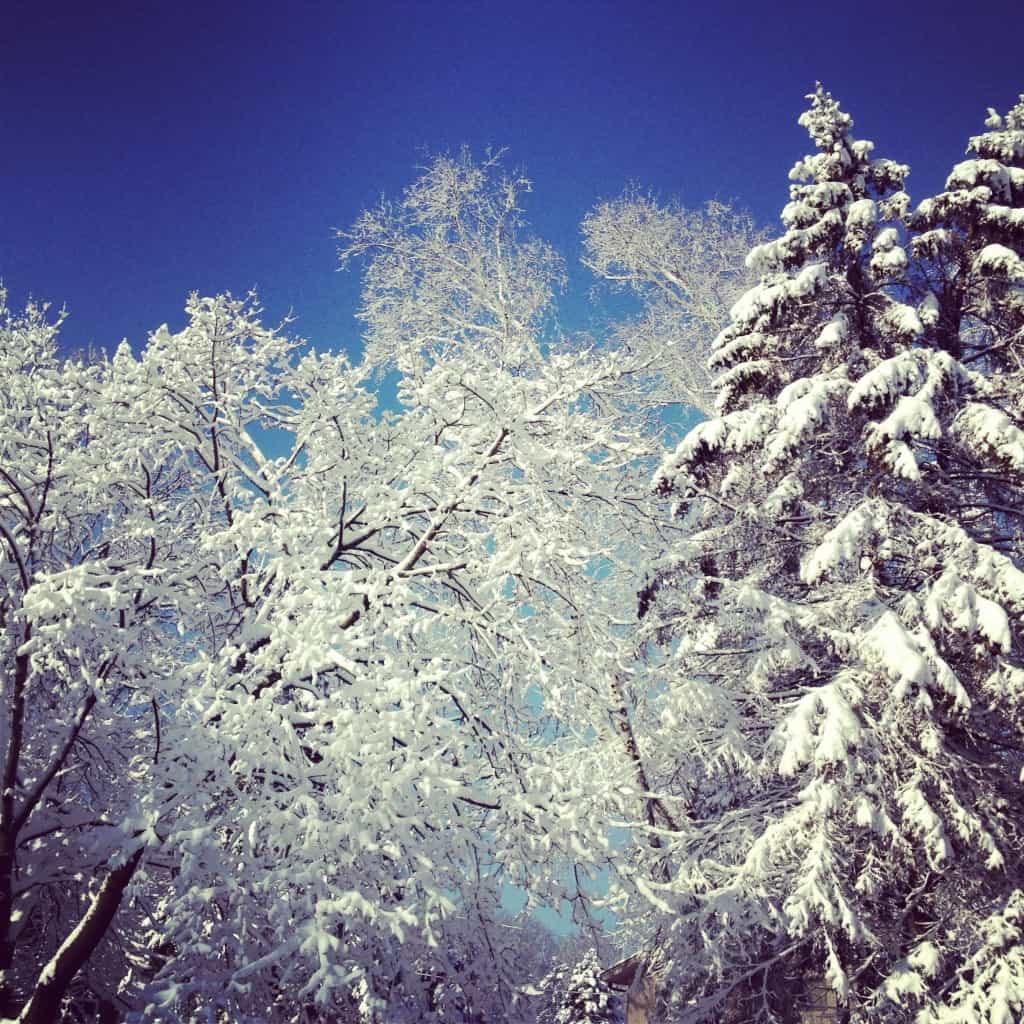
(627, 86), (1024, 1023)
(552, 951), (618, 1024)
(0, 291), (162, 1023)
(0, 155), (667, 1022)
(337, 147), (681, 944)
(582, 192), (764, 415)
(910, 93), (1024, 560)
(533, 931), (622, 1024)
(904, 95), (1024, 1024)
(535, 957), (573, 1024)
(339, 147), (565, 378)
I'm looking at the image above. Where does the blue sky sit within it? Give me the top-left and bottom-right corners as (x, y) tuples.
(3, 0), (1022, 360)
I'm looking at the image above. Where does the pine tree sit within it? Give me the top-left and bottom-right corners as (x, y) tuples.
(553, 951), (619, 1024)
(912, 95), (1024, 363)
(630, 86), (1024, 1023)
(903, 94), (1024, 1024)
(910, 94), (1024, 557)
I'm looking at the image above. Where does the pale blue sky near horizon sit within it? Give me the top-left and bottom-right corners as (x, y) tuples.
(3, 0), (1023, 362)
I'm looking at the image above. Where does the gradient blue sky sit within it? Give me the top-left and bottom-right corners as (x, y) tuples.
(3, 0), (1022, 359)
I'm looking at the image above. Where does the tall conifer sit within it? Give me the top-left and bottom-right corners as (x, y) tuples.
(900, 95), (1024, 1024)
(634, 88), (1024, 1022)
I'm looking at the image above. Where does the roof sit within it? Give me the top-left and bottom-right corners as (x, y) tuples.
(599, 952), (648, 990)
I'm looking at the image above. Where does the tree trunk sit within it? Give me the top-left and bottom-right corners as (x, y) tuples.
(14, 846), (144, 1024)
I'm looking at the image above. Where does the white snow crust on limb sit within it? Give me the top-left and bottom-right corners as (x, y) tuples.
(846, 347), (973, 481)
(914, 890), (1024, 1024)
(972, 242), (1024, 279)
(846, 349), (968, 413)
(954, 402), (1024, 473)
(945, 158), (1024, 200)
(800, 498), (891, 584)
(762, 372), (850, 474)
(653, 404), (774, 492)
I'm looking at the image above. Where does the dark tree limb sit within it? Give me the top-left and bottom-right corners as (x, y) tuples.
(14, 844), (145, 1024)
